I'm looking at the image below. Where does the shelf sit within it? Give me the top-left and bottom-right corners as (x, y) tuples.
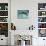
(38, 16), (46, 17)
(0, 22), (8, 23)
(0, 16), (8, 17)
(0, 10), (8, 11)
(38, 10), (46, 11)
(38, 28), (46, 29)
(38, 22), (46, 23)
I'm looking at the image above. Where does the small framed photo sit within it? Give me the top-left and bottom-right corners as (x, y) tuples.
(17, 10), (29, 19)
(38, 29), (46, 37)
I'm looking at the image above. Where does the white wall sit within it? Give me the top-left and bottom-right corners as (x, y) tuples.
(11, 0), (38, 30)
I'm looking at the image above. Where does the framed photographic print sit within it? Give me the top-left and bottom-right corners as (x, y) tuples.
(38, 29), (46, 37)
(17, 10), (29, 19)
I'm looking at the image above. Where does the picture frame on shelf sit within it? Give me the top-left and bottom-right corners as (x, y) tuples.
(38, 23), (46, 28)
(0, 11), (8, 16)
(0, 3), (8, 10)
(38, 29), (46, 37)
(0, 17), (8, 22)
(38, 17), (46, 22)
(38, 11), (46, 16)
(38, 3), (46, 10)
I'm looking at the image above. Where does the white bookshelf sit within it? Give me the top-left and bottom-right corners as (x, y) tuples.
(38, 3), (46, 37)
(0, 3), (8, 38)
